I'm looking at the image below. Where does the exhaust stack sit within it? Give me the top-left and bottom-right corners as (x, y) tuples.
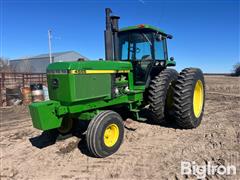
(111, 15), (120, 60)
(104, 8), (120, 61)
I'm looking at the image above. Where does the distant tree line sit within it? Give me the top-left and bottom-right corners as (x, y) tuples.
(232, 62), (240, 76)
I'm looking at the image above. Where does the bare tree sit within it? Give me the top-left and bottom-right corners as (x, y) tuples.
(0, 57), (12, 72)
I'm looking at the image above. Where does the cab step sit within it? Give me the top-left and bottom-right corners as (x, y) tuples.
(130, 109), (147, 121)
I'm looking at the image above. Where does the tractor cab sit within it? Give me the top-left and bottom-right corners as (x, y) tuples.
(118, 25), (172, 85)
(104, 9), (175, 86)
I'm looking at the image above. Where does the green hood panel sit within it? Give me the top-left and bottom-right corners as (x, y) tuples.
(47, 61), (132, 71)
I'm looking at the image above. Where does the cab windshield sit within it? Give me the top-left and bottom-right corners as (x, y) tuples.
(119, 31), (167, 85)
(119, 31), (166, 61)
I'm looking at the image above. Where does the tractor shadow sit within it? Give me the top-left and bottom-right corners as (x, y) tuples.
(135, 109), (183, 129)
(29, 130), (59, 149)
(28, 124), (94, 157)
(28, 130), (94, 157)
(77, 135), (96, 157)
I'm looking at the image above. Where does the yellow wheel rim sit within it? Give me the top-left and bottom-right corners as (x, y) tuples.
(193, 80), (204, 118)
(104, 123), (119, 147)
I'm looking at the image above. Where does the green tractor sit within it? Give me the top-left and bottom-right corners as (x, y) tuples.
(29, 8), (205, 157)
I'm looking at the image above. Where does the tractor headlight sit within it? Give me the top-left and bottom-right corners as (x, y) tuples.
(160, 61), (165, 66)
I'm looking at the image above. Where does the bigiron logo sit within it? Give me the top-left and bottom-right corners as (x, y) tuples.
(181, 161), (237, 179)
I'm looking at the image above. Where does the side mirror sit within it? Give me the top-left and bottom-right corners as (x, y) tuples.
(167, 34), (173, 39)
(170, 57), (174, 61)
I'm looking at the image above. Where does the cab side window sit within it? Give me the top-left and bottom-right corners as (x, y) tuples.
(154, 39), (165, 60)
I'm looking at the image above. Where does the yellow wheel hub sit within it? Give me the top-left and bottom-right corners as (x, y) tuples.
(193, 80), (204, 118)
(104, 123), (119, 147)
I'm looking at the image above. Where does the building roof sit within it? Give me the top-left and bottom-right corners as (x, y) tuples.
(9, 51), (89, 73)
(32, 51), (75, 58)
(11, 51), (88, 61)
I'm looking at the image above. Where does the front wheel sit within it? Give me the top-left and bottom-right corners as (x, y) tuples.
(172, 68), (205, 129)
(86, 110), (124, 158)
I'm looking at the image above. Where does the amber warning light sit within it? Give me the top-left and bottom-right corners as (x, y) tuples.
(138, 24), (145, 28)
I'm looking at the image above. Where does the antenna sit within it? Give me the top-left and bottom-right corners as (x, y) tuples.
(48, 29), (53, 63)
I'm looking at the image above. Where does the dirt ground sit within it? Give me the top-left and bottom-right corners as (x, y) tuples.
(0, 75), (240, 180)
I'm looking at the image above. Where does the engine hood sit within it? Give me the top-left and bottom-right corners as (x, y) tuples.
(47, 61), (132, 74)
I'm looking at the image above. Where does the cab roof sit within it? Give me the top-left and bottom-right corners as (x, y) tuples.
(119, 24), (168, 36)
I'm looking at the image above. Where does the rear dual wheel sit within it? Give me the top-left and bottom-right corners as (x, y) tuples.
(173, 68), (205, 129)
(147, 67), (205, 129)
(86, 110), (124, 158)
(147, 68), (178, 124)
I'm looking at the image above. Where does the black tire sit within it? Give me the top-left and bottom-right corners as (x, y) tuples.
(147, 68), (178, 124)
(173, 68), (205, 129)
(57, 117), (73, 135)
(86, 110), (124, 158)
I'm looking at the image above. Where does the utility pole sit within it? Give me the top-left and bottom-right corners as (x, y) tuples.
(48, 29), (53, 63)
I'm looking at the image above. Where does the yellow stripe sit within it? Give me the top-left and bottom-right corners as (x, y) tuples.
(69, 70), (130, 74)
(86, 70), (116, 74)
